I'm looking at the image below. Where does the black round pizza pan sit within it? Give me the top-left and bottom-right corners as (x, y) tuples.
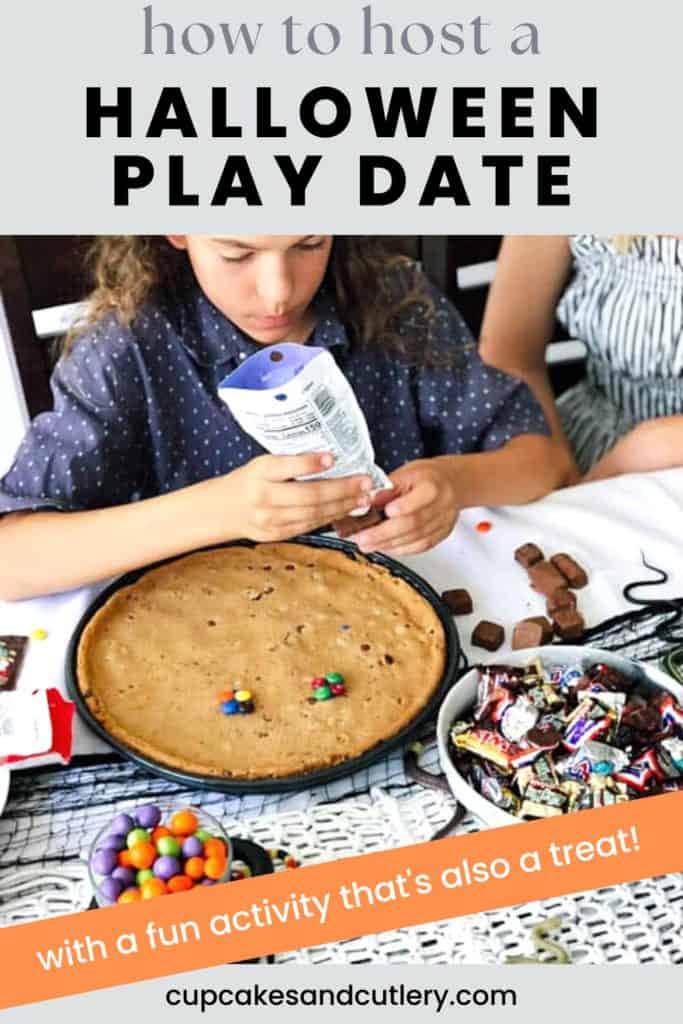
(65, 536), (461, 794)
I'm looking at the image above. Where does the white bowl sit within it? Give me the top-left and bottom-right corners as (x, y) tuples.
(0, 767), (9, 817)
(437, 645), (683, 829)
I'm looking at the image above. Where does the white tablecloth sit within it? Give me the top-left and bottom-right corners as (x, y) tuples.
(3, 467), (683, 764)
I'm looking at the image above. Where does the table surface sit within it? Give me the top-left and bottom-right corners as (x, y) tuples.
(3, 467), (683, 765)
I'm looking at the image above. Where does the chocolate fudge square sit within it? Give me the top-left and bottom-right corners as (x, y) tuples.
(546, 588), (577, 614)
(528, 560), (567, 596)
(333, 507), (383, 539)
(471, 620), (505, 652)
(551, 607), (585, 640)
(550, 553), (588, 589)
(441, 588), (473, 616)
(514, 542), (544, 568)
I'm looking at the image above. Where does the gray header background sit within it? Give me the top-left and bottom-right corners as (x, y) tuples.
(0, 0), (681, 230)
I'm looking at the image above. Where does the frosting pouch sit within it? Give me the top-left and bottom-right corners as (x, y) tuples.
(219, 343), (392, 499)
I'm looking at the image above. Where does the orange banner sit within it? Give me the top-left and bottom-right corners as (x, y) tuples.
(1, 791), (683, 1009)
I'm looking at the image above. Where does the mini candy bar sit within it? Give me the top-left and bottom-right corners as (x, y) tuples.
(333, 507), (383, 539)
(441, 588), (473, 616)
(614, 748), (663, 792)
(586, 685), (626, 716)
(562, 712), (611, 751)
(525, 779), (569, 809)
(453, 728), (517, 771)
(551, 607), (585, 641)
(528, 560), (568, 596)
(587, 662), (634, 691)
(0, 637), (28, 692)
(514, 542), (544, 568)
(654, 742), (682, 779)
(660, 736), (683, 771)
(509, 743), (545, 768)
(512, 618), (552, 650)
(471, 620), (505, 652)
(526, 723), (563, 750)
(500, 695), (539, 743)
(471, 763), (521, 813)
(549, 664), (584, 691)
(528, 616), (555, 642)
(546, 588), (577, 614)
(659, 695), (683, 735)
(550, 553), (589, 589)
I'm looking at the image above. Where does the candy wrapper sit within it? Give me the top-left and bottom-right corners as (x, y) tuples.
(0, 637), (28, 692)
(0, 689), (74, 766)
(219, 344), (391, 506)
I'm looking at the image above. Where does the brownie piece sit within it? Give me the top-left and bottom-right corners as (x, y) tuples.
(550, 553), (588, 589)
(512, 620), (545, 650)
(528, 560), (567, 596)
(546, 588), (577, 614)
(551, 607), (585, 640)
(471, 620), (505, 651)
(526, 616), (554, 643)
(0, 636), (28, 692)
(441, 588), (473, 616)
(333, 507), (383, 539)
(514, 542), (544, 568)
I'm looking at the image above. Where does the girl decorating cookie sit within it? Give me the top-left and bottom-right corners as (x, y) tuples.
(0, 235), (560, 600)
(480, 235), (683, 483)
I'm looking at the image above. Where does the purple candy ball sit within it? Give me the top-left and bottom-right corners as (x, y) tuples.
(135, 804), (161, 829)
(91, 848), (118, 877)
(182, 836), (204, 859)
(101, 833), (127, 852)
(201, 878), (217, 886)
(112, 866), (136, 888)
(99, 877), (124, 903)
(111, 813), (134, 836)
(153, 855), (180, 881)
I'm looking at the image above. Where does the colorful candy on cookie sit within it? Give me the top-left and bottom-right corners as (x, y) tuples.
(89, 805), (230, 904)
(219, 688), (254, 715)
(308, 672), (346, 702)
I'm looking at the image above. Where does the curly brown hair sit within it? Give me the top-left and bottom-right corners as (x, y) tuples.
(65, 236), (454, 366)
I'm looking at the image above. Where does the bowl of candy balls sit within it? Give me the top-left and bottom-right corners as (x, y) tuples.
(87, 804), (231, 906)
(437, 646), (683, 829)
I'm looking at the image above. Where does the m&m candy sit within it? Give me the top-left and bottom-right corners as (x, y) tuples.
(89, 805), (231, 903)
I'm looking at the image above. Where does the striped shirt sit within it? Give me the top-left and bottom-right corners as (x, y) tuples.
(556, 234), (683, 471)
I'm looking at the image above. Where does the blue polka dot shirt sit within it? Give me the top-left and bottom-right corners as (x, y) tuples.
(0, 265), (548, 515)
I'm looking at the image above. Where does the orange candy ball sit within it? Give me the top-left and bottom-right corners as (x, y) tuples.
(117, 888), (141, 904)
(475, 520), (493, 533)
(141, 877), (167, 899)
(170, 810), (198, 836)
(184, 856), (206, 880)
(117, 850), (134, 868)
(151, 826), (172, 844)
(204, 838), (226, 860)
(205, 856), (227, 881)
(167, 875), (194, 893)
(129, 841), (157, 870)
(219, 690), (234, 703)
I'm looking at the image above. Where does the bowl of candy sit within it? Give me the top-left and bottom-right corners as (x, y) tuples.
(87, 803), (232, 906)
(437, 646), (683, 829)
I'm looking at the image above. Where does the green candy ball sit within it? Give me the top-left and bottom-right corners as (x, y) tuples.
(136, 869), (154, 885)
(314, 685), (332, 701)
(194, 829), (212, 843)
(126, 828), (151, 849)
(156, 836), (181, 857)
(325, 672), (344, 685)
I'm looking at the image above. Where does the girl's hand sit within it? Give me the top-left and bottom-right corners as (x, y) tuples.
(210, 452), (374, 543)
(348, 458), (459, 555)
